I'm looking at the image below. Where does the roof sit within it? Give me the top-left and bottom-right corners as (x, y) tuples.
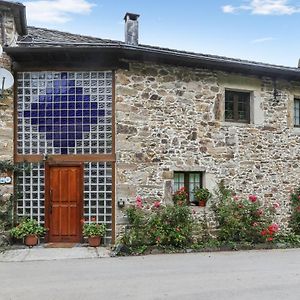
(5, 26), (300, 80)
(0, 0), (27, 35)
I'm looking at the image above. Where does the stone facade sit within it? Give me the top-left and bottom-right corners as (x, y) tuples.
(0, 9), (17, 246)
(115, 62), (300, 235)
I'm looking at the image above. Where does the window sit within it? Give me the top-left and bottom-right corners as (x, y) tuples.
(174, 172), (203, 204)
(294, 98), (300, 127)
(225, 90), (250, 123)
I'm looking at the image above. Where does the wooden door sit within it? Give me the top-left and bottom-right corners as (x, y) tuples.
(46, 165), (83, 243)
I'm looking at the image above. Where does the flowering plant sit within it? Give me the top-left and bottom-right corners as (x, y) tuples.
(194, 187), (211, 203)
(173, 187), (188, 205)
(10, 218), (46, 239)
(213, 184), (279, 243)
(82, 221), (106, 237)
(289, 187), (300, 234)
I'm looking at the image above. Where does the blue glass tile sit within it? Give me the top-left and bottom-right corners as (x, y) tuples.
(91, 103), (97, 109)
(61, 141), (67, 147)
(68, 125), (75, 132)
(69, 95), (76, 101)
(61, 133), (67, 139)
(39, 125), (46, 132)
(46, 111), (52, 117)
(61, 126), (68, 132)
(46, 95), (53, 102)
(61, 79), (67, 86)
(61, 103), (67, 109)
(54, 103), (60, 109)
(61, 148), (68, 154)
(68, 110), (75, 117)
(83, 110), (90, 116)
(54, 126), (60, 132)
(31, 103), (38, 110)
(76, 87), (82, 94)
(76, 125), (82, 131)
(31, 111), (38, 117)
(83, 102), (90, 109)
(54, 88), (60, 94)
(54, 80), (60, 87)
(91, 118), (97, 124)
(54, 140), (60, 147)
(46, 118), (53, 124)
(61, 95), (67, 101)
(83, 118), (90, 124)
(39, 111), (45, 117)
(69, 88), (75, 94)
(76, 95), (82, 101)
(76, 118), (82, 124)
(24, 111), (30, 117)
(54, 95), (60, 102)
(68, 141), (75, 147)
(39, 95), (46, 102)
(40, 103), (46, 110)
(76, 132), (83, 139)
(46, 133), (53, 139)
(39, 118), (46, 125)
(99, 110), (105, 116)
(61, 72), (68, 79)
(68, 133), (75, 139)
(91, 110), (97, 117)
(68, 80), (75, 86)
(54, 111), (60, 117)
(31, 118), (38, 125)
(76, 103), (82, 109)
(61, 118), (67, 125)
(84, 95), (90, 101)
(54, 133), (60, 140)
(68, 103), (75, 109)
(46, 88), (53, 94)
(61, 88), (67, 94)
(83, 125), (90, 132)
(54, 118), (60, 124)
(46, 103), (52, 109)
(76, 110), (82, 117)
(61, 110), (67, 117)
(46, 126), (53, 132)
(69, 118), (75, 124)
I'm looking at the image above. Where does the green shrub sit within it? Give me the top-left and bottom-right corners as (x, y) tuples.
(83, 223), (106, 237)
(213, 184), (279, 243)
(289, 187), (300, 234)
(10, 218), (46, 239)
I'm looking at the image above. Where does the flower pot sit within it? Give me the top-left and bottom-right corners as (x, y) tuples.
(199, 200), (206, 207)
(24, 234), (38, 247)
(88, 236), (101, 247)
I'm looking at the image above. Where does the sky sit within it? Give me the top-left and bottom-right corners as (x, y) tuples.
(18, 0), (300, 67)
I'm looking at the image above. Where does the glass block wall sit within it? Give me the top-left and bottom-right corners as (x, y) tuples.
(16, 71), (114, 244)
(17, 71), (112, 155)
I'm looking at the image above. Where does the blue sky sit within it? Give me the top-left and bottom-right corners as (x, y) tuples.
(20, 0), (300, 67)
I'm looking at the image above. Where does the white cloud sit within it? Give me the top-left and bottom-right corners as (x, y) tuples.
(251, 37), (275, 43)
(23, 0), (95, 24)
(222, 0), (300, 15)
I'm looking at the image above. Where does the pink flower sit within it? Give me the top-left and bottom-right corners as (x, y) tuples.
(267, 237), (273, 242)
(233, 195), (239, 201)
(249, 194), (258, 203)
(273, 202), (280, 209)
(298, 195), (300, 200)
(268, 223), (279, 233)
(256, 209), (264, 216)
(153, 201), (161, 208)
(261, 230), (267, 236)
(136, 196), (143, 208)
(252, 222), (258, 227)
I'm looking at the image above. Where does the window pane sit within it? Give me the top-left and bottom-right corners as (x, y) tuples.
(189, 173), (201, 203)
(295, 99), (300, 126)
(174, 172), (184, 192)
(225, 91), (250, 123)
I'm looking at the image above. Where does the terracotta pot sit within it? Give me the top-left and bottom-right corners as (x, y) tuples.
(199, 200), (207, 207)
(88, 236), (101, 247)
(25, 234), (38, 247)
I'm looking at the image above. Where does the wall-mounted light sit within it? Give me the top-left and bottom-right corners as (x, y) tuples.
(0, 68), (14, 98)
(117, 198), (126, 208)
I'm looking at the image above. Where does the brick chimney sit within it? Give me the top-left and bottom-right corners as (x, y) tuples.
(124, 12), (140, 45)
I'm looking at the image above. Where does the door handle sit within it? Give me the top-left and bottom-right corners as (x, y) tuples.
(50, 189), (53, 214)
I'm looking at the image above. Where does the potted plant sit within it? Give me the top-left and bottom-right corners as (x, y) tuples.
(10, 218), (46, 247)
(194, 187), (211, 207)
(172, 187), (188, 206)
(83, 222), (106, 247)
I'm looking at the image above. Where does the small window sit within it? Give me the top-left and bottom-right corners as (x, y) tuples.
(225, 90), (250, 123)
(294, 98), (300, 127)
(174, 172), (203, 204)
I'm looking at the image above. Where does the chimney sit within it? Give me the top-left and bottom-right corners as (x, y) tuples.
(124, 12), (140, 45)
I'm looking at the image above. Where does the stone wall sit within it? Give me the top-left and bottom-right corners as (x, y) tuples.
(0, 10), (17, 246)
(115, 62), (300, 236)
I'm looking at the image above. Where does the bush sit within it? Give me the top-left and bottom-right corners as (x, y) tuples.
(121, 197), (193, 252)
(10, 218), (46, 239)
(289, 187), (300, 234)
(213, 183), (279, 243)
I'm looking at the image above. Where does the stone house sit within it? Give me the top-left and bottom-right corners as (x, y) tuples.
(0, 1), (300, 245)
